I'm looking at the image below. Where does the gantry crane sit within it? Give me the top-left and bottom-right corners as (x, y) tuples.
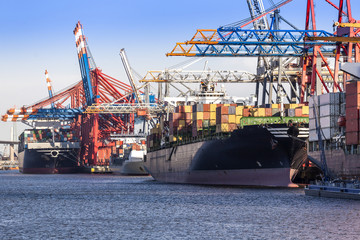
(2, 22), (149, 168)
(166, 0), (358, 104)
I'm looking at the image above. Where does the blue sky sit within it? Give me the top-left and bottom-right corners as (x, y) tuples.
(1, 0), (359, 142)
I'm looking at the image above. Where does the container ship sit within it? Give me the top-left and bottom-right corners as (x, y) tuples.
(18, 128), (80, 174)
(110, 135), (148, 175)
(144, 88), (316, 187)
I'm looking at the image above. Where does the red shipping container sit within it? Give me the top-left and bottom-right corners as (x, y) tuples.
(346, 107), (359, 120)
(265, 108), (272, 116)
(346, 81), (360, 95)
(346, 119), (359, 132)
(295, 108), (302, 117)
(243, 108), (250, 117)
(346, 131), (359, 145)
(203, 112), (210, 119)
(345, 93), (360, 108)
(203, 104), (210, 112)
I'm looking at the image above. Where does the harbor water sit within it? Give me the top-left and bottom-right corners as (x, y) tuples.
(1, 171), (360, 239)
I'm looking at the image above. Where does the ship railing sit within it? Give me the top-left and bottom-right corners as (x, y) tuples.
(151, 132), (232, 152)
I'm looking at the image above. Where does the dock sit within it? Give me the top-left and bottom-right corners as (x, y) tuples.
(80, 166), (112, 174)
(305, 181), (360, 200)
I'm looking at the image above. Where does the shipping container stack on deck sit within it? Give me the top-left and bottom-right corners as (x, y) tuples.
(193, 103), (217, 136)
(146, 103), (309, 151)
(308, 92), (346, 146)
(345, 81), (360, 145)
(216, 104), (242, 133)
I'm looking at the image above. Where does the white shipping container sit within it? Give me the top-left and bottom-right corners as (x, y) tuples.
(319, 104), (340, 117)
(319, 116), (337, 128)
(309, 118), (337, 131)
(308, 96), (319, 108)
(309, 106), (317, 119)
(309, 130), (318, 141)
(309, 118), (317, 129)
(309, 127), (337, 141)
(319, 92), (340, 106)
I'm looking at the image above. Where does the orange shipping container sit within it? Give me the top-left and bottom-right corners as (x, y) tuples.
(217, 106), (229, 115)
(221, 115), (229, 123)
(203, 111), (210, 119)
(265, 108), (272, 116)
(229, 123), (237, 131)
(295, 108), (302, 117)
(243, 108), (250, 117)
(203, 104), (210, 112)
(185, 113), (192, 120)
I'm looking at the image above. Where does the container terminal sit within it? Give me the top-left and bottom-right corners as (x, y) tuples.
(2, 0), (360, 193)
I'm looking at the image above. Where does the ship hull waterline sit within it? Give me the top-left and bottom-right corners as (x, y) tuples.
(148, 168), (297, 187)
(145, 126), (308, 187)
(19, 148), (80, 174)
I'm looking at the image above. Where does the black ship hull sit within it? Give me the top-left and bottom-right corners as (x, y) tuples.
(145, 125), (308, 187)
(19, 144), (80, 174)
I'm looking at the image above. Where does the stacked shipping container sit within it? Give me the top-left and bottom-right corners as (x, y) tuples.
(309, 92), (345, 141)
(166, 103), (309, 139)
(192, 103), (217, 136)
(345, 81), (360, 145)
